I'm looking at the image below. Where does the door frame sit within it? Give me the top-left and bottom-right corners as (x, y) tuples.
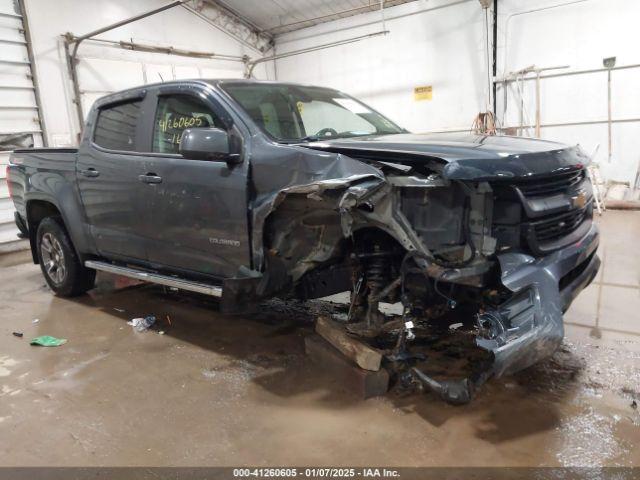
(77, 89), (156, 263)
(132, 82), (253, 280)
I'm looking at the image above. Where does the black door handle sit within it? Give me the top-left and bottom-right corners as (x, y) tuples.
(138, 173), (162, 184)
(80, 168), (100, 178)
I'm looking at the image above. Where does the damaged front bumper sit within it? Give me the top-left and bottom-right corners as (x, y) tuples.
(413, 223), (600, 404)
(479, 222), (600, 377)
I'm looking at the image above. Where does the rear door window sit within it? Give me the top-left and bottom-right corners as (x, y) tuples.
(93, 100), (143, 151)
(152, 95), (224, 154)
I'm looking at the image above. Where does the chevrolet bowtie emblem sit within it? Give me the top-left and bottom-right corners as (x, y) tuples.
(571, 191), (587, 209)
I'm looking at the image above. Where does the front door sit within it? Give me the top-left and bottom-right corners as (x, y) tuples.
(141, 90), (251, 279)
(76, 96), (152, 262)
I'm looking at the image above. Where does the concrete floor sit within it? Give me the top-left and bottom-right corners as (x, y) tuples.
(0, 211), (639, 467)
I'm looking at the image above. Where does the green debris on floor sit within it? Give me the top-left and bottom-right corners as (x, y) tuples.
(30, 335), (67, 347)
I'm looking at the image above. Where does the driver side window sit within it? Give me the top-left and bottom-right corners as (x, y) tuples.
(152, 95), (224, 154)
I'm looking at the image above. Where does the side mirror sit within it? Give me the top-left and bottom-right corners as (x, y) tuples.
(179, 128), (241, 163)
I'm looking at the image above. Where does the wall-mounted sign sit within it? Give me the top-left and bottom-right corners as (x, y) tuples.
(414, 85), (433, 101)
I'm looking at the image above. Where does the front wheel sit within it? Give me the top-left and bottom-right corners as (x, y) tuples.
(36, 216), (95, 297)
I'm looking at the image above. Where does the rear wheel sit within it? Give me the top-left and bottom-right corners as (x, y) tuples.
(36, 217), (95, 296)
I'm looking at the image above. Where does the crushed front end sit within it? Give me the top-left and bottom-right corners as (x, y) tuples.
(380, 164), (600, 403)
(352, 149), (599, 403)
(251, 140), (600, 403)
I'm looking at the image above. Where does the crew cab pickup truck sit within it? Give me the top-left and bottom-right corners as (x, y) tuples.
(7, 80), (600, 402)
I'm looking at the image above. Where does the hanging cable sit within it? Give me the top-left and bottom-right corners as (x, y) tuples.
(471, 111), (498, 135)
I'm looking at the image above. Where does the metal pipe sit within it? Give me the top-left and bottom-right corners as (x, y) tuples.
(484, 6), (493, 110)
(424, 117), (640, 135)
(85, 37), (245, 62)
(0, 130), (41, 135)
(246, 30), (389, 77)
(506, 116), (640, 129)
(535, 72), (541, 137)
(518, 74), (524, 135)
(502, 0), (589, 76)
(70, 0), (186, 53)
(0, 38), (26, 45)
(0, 105), (38, 110)
(64, 0), (188, 138)
(497, 65), (566, 135)
(0, 85), (34, 90)
(18, 0), (48, 146)
(0, 59), (30, 66)
(607, 69), (612, 162)
(0, 12), (21, 19)
(495, 62), (640, 84)
(491, 0), (497, 115)
(63, 37), (85, 141)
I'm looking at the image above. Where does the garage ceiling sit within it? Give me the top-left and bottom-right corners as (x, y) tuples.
(216, 0), (417, 35)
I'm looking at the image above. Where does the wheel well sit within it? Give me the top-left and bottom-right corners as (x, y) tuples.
(26, 200), (62, 264)
(351, 227), (407, 256)
(294, 227), (407, 300)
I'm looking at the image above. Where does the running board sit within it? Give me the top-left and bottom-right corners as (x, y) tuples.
(85, 260), (223, 297)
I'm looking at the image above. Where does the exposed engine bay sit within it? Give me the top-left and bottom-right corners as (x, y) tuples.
(223, 138), (600, 404)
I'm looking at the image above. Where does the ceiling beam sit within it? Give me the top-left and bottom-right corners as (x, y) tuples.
(182, 0), (274, 53)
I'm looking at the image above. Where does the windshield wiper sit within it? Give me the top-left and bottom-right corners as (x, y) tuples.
(297, 135), (319, 142)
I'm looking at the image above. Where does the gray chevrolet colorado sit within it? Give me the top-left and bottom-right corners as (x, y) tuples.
(8, 80), (599, 402)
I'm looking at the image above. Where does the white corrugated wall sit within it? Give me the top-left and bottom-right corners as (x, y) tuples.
(0, 0), (42, 251)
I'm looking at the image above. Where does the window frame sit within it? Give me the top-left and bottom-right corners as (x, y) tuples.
(144, 85), (235, 159)
(150, 94), (225, 156)
(218, 81), (406, 144)
(88, 83), (241, 159)
(91, 96), (147, 155)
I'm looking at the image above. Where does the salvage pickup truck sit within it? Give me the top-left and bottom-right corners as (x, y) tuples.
(7, 80), (600, 402)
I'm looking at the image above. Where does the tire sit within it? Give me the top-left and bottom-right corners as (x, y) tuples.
(36, 216), (95, 297)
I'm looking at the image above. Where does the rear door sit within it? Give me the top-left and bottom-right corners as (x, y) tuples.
(76, 93), (153, 262)
(140, 85), (251, 278)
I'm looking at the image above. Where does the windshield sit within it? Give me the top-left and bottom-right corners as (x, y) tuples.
(220, 83), (404, 142)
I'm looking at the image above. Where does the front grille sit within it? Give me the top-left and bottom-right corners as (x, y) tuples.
(514, 168), (585, 197)
(530, 205), (590, 243)
(491, 167), (593, 254)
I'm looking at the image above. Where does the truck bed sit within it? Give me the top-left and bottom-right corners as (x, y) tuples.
(10, 148), (78, 170)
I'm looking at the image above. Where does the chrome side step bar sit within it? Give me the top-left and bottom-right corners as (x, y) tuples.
(85, 260), (223, 297)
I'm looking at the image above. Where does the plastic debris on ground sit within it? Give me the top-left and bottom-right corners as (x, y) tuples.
(30, 335), (67, 347)
(127, 315), (156, 332)
(32, 319), (39, 324)
(12, 332), (23, 338)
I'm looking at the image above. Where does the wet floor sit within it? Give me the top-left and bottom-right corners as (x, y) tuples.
(0, 211), (639, 467)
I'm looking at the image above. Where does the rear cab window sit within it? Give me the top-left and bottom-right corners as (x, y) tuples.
(93, 100), (143, 151)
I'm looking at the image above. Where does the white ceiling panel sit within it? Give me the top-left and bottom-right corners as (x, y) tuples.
(215, 0), (417, 35)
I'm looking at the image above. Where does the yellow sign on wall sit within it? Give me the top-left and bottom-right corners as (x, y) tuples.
(414, 85), (433, 101)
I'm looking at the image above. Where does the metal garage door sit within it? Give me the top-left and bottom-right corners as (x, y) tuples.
(0, 0), (44, 251)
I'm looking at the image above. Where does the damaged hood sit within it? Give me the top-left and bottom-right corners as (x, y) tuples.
(300, 132), (591, 180)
